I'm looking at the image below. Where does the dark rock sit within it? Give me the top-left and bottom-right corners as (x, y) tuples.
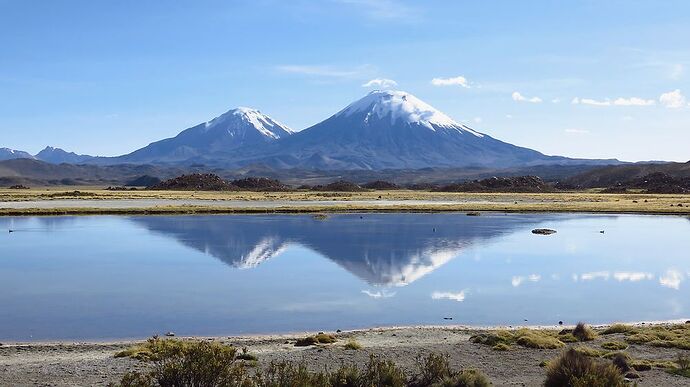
(434, 175), (553, 193)
(231, 177), (290, 191)
(9, 184), (30, 189)
(532, 228), (557, 235)
(558, 321), (563, 325)
(149, 173), (238, 191)
(165, 332), (175, 337)
(625, 372), (641, 379)
(466, 212), (481, 216)
(361, 180), (399, 190)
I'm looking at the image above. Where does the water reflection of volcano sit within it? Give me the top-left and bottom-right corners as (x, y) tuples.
(129, 214), (553, 286)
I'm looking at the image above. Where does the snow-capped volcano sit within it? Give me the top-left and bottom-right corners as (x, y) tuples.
(117, 107), (293, 163)
(262, 90), (556, 169)
(336, 90), (483, 136)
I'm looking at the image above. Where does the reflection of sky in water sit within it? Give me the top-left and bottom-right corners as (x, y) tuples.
(0, 214), (688, 341)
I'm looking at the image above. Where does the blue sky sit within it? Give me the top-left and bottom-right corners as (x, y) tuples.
(1, 0), (689, 161)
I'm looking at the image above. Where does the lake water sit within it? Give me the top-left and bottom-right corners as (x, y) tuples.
(1, 213), (689, 341)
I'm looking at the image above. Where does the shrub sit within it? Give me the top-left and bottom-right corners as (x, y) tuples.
(359, 355), (407, 387)
(515, 331), (564, 349)
(572, 346), (605, 358)
(492, 343), (511, 351)
(237, 347), (258, 361)
(295, 333), (338, 346)
(544, 349), (626, 387)
(572, 322), (597, 342)
(344, 339), (362, 350)
(610, 352), (631, 373)
(430, 370), (491, 387)
(409, 353), (490, 387)
(601, 341), (628, 351)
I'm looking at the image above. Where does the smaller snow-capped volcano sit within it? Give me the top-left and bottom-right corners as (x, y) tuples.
(36, 146), (94, 164)
(204, 107), (294, 140)
(336, 90), (483, 137)
(119, 107), (293, 163)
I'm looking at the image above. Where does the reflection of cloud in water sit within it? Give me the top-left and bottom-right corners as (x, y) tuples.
(659, 269), (684, 290)
(613, 272), (653, 282)
(128, 213), (548, 286)
(361, 289), (396, 299)
(431, 290), (467, 302)
(511, 274), (541, 287)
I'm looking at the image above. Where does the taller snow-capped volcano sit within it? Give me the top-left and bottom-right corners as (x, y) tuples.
(118, 107), (293, 163)
(265, 90), (556, 169)
(336, 90), (483, 136)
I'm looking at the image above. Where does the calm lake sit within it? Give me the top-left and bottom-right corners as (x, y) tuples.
(1, 213), (689, 341)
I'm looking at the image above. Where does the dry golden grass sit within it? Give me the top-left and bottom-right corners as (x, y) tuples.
(1, 188), (690, 216)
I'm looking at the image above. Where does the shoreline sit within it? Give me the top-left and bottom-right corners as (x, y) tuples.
(4, 319), (689, 346)
(2, 322), (688, 386)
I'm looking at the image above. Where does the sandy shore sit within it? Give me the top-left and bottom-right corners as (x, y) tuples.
(2, 325), (688, 386)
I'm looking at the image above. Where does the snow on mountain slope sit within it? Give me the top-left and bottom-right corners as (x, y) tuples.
(336, 90), (483, 136)
(118, 107), (293, 163)
(0, 148), (35, 161)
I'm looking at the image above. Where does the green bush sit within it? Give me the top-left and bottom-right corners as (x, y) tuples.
(544, 348), (626, 387)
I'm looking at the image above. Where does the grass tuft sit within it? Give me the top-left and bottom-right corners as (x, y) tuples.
(572, 322), (597, 342)
(601, 341), (628, 351)
(295, 333), (338, 347)
(601, 324), (636, 335)
(544, 348), (626, 387)
(344, 339), (362, 350)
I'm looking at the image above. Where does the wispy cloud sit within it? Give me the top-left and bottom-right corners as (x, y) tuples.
(334, 0), (417, 21)
(571, 97), (610, 106)
(613, 272), (653, 282)
(564, 128), (590, 134)
(572, 96), (655, 107)
(659, 89), (687, 108)
(512, 91), (542, 103)
(431, 290), (467, 302)
(362, 78), (398, 88)
(511, 274), (541, 287)
(276, 64), (373, 79)
(362, 289), (396, 299)
(431, 76), (470, 88)
(613, 97), (655, 106)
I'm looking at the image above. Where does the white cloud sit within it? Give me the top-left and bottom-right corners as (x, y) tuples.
(431, 76), (470, 88)
(473, 117), (482, 123)
(362, 289), (396, 298)
(579, 271), (610, 281)
(659, 89), (687, 108)
(613, 97), (655, 106)
(431, 290), (466, 302)
(572, 97), (611, 106)
(512, 91), (542, 103)
(362, 78), (398, 88)
(564, 128), (590, 134)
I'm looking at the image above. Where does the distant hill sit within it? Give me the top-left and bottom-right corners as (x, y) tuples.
(35, 146), (94, 164)
(0, 148), (34, 161)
